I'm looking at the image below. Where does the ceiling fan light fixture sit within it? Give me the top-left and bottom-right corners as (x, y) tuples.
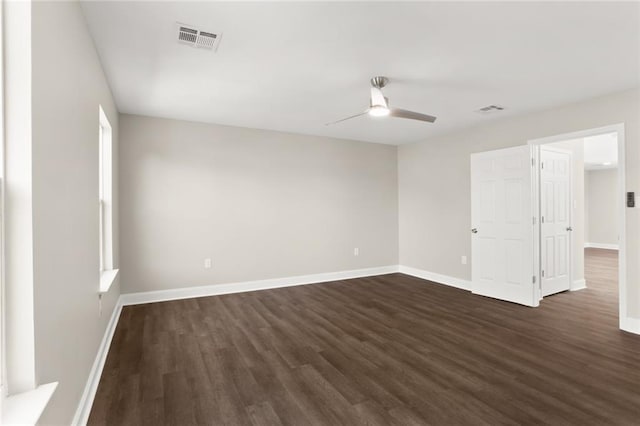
(325, 76), (437, 126)
(369, 105), (390, 117)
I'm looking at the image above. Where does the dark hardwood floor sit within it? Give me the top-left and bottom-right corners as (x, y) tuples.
(89, 249), (640, 425)
(584, 247), (618, 295)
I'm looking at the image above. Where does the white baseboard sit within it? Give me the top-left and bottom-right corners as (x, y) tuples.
(120, 265), (400, 306)
(621, 316), (640, 335)
(72, 297), (123, 426)
(398, 265), (472, 291)
(570, 278), (587, 291)
(584, 242), (619, 250)
(118, 264), (475, 307)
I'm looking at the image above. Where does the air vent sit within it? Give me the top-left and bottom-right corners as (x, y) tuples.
(178, 26), (198, 44)
(177, 23), (221, 51)
(475, 105), (505, 114)
(197, 31), (217, 49)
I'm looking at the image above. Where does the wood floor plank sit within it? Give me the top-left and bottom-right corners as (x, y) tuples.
(246, 401), (283, 426)
(88, 249), (640, 425)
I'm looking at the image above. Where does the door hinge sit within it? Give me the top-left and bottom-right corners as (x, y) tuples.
(541, 216), (545, 224)
(532, 275), (536, 284)
(542, 270), (545, 278)
(531, 158), (535, 167)
(541, 161), (545, 169)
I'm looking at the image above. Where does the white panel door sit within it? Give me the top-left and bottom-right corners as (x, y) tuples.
(471, 146), (537, 307)
(540, 147), (572, 296)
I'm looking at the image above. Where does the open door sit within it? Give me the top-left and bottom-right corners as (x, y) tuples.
(540, 146), (573, 296)
(471, 145), (537, 307)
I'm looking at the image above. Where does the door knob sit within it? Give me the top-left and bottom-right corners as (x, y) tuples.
(566, 226), (573, 232)
(471, 228), (478, 234)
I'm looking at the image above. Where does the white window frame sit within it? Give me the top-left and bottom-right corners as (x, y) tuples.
(2, 2), (58, 424)
(98, 106), (118, 293)
(0, 0), (5, 411)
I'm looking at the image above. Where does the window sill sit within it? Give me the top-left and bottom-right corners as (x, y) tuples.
(2, 382), (58, 426)
(100, 269), (119, 293)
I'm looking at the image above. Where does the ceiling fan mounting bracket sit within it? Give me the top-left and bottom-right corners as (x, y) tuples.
(370, 76), (389, 89)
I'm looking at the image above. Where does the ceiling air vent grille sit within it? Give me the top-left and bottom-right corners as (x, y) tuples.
(475, 105), (505, 114)
(177, 23), (221, 51)
(178, 26), (198, 44)
(197, 31), (217, 49)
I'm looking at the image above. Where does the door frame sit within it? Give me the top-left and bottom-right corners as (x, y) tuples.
(538, 145), (574, 298)
(528, 123), (626, 329)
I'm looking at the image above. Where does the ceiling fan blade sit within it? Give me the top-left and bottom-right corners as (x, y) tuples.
(325, 110), (369, 126)
(370, 88), (388, 108)
(389, 108), (437, 123)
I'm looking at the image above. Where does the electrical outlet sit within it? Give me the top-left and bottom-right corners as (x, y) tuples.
(354, 248), (359, 256)
(461, 255), (467, 265)
(204, 258), (212, 269)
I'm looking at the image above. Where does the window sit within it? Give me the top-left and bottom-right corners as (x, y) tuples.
(99, 106), (118, 292)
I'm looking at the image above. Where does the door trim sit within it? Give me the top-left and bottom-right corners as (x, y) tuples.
(528, 123), (627, 331)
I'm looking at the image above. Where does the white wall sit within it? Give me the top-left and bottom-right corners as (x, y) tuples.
(398, 88), (639, 318)
(586, 169), (619, 246)
(29, 2), (120, 424)
(119, 114), (398, 294)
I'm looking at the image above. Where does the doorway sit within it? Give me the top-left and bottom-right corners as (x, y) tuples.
(469, 124), (627, 330)
(529, 124), (626, 327)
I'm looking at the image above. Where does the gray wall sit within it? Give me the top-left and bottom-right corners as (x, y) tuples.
(398, 88), (639, 317)
(31, 2), (121, 424)
(586, 169), (619, 246)
(119, 114), (398, 294)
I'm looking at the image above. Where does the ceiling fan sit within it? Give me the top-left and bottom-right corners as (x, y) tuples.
(326, 76), (437, 126)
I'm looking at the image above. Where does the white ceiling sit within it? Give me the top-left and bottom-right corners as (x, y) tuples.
(81, 1), (640, 145)
(584, 133), (618, 170)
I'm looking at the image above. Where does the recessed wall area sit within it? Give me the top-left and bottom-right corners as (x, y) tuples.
(586, 169), (619, 248)
(584, 132), (620, 249)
